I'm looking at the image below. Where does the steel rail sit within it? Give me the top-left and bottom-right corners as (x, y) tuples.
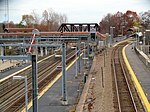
(0, 49), (77, 110)
(112, 42), (137, 112)
(119, 47), (138, 112)
(112, 46), (121, 112)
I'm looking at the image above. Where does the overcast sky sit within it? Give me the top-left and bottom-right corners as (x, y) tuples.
(0, 0), (150, 23)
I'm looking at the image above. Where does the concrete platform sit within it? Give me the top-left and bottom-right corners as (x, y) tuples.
(28, 56), (87, 112)
(124, 44), (150, 111)
(0, 60), (20, 72)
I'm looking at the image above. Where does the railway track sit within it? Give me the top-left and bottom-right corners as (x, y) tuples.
(112, 42), (145, 112)
(0, 48), (78, 112)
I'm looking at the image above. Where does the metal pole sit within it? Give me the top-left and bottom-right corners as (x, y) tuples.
(110, 26), (115, 45)
(138, 29), (139, 46)
(40, 47), (43, 56)
(77, 39), (81, 74)
(148, 42), (149, 56)
(108, 35), (111, 47)
(24, 76), (28, 112)
(112, 27), (115, 43)
(104, 52), (105, 67)
(75, 47), (78, 77)
(112, 27), (114, 43)
(83, 42), (86, 65)
(32, 55), (38, 112)
(122, 26), (124, 36)
(110, 27), (112, 45)
(13, 75), (29, 112)
(144, 32), (146, 46)
(87, 35), (90, 63)
(45, 47), (48, 55)
(143, 32), (146, 53)
(105, 34), (109, 48)
(136, 29), (138, 46)
(96, 35), (99, 52)
(92, 45), (94, 57)
(62, 43), (68, 105)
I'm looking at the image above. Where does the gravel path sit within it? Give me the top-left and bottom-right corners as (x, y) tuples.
(80, 48), (114, 112)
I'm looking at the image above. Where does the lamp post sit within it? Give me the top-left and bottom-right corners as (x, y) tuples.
(13, 76), (28, 112)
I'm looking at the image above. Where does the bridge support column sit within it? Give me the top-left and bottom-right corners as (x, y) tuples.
(0, 47), (4, 62)
(45, 47), (48, 55)
(66, 42), (69, 50)
(40, 47), (44, 56)
(0, 47), (4, 56)
(33, 46), (38, 55)
(51, 48), (54, 54)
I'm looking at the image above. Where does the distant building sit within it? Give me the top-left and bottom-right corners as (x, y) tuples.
(145, 31), (150, 45)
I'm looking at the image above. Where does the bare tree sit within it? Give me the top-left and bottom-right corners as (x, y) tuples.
(140, 10), (150, 29)
(9, 21), (15, 28)
(31, 10), (41, 27)
(41, 9), (68, 31)
(20, 15), (34, 27)
(99, 10), (140, 36)
(8, 8), (67, 31)
(99, 13), (112, 34)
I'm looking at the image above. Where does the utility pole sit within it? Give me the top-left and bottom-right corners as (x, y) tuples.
(32, 55), (38, 112)
(61, 43), (68, 105)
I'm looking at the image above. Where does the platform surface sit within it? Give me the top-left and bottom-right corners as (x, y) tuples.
(0, 60), (19, 71)
(125, 44), (150, 102)
(28, 58), (85, 112)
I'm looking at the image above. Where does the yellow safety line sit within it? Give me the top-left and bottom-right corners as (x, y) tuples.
(0, 54), (55, 83)
(21, 53), (83, 112)
(122, 44), (150, 112)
